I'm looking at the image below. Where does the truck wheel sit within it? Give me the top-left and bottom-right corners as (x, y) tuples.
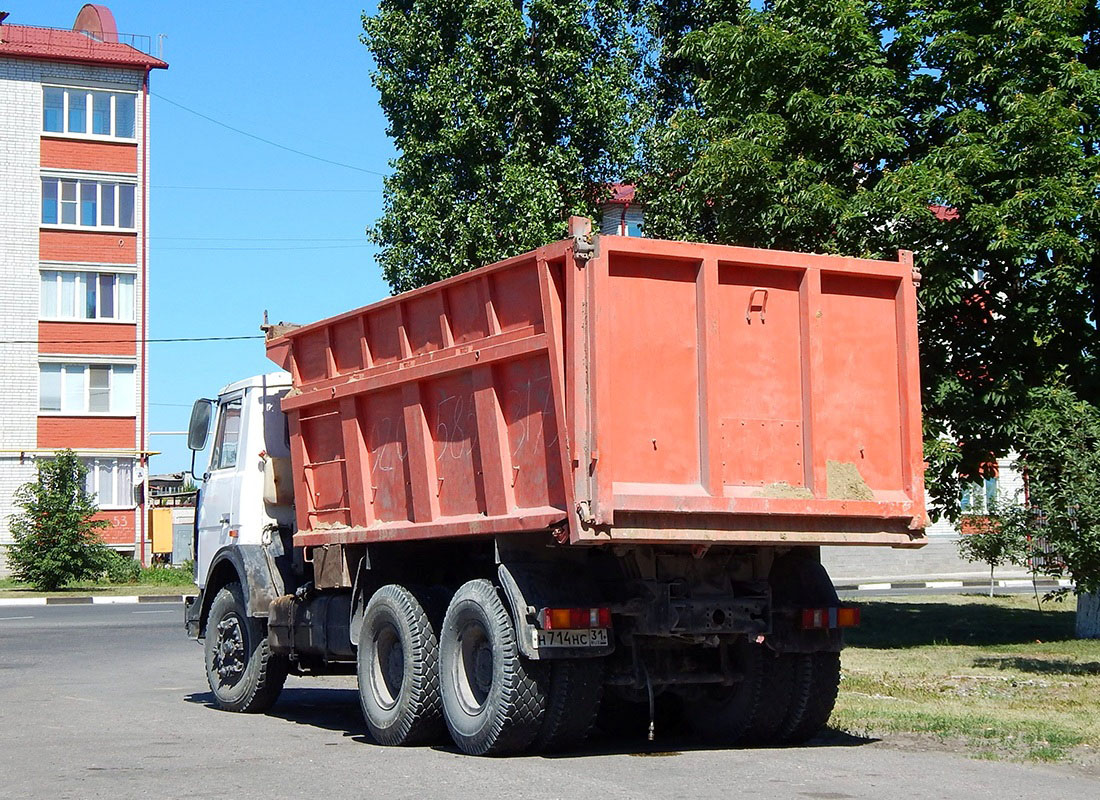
(742, 645), (797, 746)
(535, 659), (604, 752)
(776, 651), (841, 744)
(685, 638), (765, 745)
(438, 579), (546, 755)
(204, 582), (288, 713)
(357, 584), (445, 746)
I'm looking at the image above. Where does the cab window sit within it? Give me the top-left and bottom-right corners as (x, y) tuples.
(210, 397), (243, 470)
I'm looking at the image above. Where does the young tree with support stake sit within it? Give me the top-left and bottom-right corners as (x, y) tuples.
(956, 505), (1028, 598)
(6, 449), (111, 591)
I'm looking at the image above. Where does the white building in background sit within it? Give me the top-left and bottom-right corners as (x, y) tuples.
(0, 5), (167, 571)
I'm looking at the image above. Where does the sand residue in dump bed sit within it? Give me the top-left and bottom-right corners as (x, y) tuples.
(755, 482), (814, 499)
(826, 460), (874, 501)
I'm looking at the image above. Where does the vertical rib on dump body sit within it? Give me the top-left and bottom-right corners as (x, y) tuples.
(267, 219), (927, 550)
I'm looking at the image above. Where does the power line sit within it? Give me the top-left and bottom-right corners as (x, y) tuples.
(153, 236), (365, 242)
(156, 243), (372, 252)
(153, 184), (382, 193)
(3, 335), (264, 344)
(152, 92), (389, 177)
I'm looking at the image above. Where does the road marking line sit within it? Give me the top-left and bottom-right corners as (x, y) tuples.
(132, 610), (174, 614)
(0, 615), (35, 621)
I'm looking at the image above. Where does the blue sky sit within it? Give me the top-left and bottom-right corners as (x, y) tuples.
(28, 1), (394, 474)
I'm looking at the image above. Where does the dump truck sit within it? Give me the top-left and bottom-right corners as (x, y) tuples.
(184, 218), (926, 755)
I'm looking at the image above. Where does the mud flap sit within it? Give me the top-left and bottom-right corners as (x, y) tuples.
(497, 562), (614, 660)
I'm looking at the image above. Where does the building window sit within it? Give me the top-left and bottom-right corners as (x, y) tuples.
(43, 87), (137, 139)
(40, 270), (135, 322)
(41, 178), (135, 229)
(961, 477), (999, 515)
(83, 457), (134, 509)
(39, 363), (136, 415)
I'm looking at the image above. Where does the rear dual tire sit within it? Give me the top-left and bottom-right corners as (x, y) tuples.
(686, 642), (842, 747)
(438, 579), (547, 755)
(357, 584), (445, 746)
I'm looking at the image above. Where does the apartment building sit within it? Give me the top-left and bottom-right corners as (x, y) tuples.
(0, 4), (167, 569)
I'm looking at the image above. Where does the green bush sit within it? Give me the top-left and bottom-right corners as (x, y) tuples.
(101, 550), (141, 584)
(6, 450), (111, 590)
(138, 562), (196, 587)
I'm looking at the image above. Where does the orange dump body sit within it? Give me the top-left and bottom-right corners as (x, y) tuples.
(267, 221), (927, 550)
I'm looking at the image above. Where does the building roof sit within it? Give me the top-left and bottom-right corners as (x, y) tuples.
(930, 204), (960, 222)
(603, 183), (637, 206)
(0, 4), (167, 70)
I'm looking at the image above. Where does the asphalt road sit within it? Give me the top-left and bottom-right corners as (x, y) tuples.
(0, 604), (1095, 800)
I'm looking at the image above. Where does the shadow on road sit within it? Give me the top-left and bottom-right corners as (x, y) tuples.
(185, 687), (877, 757)
(845, 600), (1076, 649)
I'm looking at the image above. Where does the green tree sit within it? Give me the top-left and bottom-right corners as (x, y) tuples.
(639, 0), (906, 254)
(872, 0), (1100, 514)
(5, 450), (110, 591)
(955, 499), (1028, 597)
(363, 0), (640, 292)
(638, 0), (1100, 516)
(1005, 386), (1100, 624)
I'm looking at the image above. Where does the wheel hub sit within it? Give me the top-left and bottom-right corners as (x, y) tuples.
(455, 621), (493, 714)
(213, 615), (246, 685)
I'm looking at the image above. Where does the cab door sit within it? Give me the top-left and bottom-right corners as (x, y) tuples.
(195, 391), (246, 587)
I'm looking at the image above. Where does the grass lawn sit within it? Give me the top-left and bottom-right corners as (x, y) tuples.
(0, 569), (196, 599)
(833, 593), (1100, 764)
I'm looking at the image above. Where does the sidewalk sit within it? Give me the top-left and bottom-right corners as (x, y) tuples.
(0, 593), (192, 607)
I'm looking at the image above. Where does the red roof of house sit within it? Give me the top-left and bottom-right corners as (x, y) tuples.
(604, 183), (636, 206)
(0, 21), (166, 70)
(930, 204), (960, 222)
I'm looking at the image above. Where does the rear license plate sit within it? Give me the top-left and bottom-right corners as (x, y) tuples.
(537, 628), (609, 648)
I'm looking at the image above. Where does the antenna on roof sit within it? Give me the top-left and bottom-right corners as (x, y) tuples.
(0, 11), (11, 24)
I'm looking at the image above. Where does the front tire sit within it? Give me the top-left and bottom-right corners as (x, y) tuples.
(204, 582), (287, 713)
(438, 579), (546, 755)
(357, 584), (444, 746)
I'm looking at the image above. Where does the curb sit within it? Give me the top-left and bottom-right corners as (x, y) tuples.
(835, 578), (1073, 593)
(0, 594), (194, 608)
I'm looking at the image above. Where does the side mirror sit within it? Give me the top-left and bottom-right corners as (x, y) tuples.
(187, 399), (215, 451)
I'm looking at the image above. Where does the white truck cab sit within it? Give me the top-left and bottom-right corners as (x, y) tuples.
(190, 372), (294, 588)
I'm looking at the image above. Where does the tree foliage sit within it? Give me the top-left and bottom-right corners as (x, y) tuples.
(5, 450), (110, 591)
(363, 0), (1100, 521)
(875, 0), (1100, 515)
(996, 385), (1100, 595)
(640, 0), (1100, 516)
(955, 499), (1029, 596)
(363, 0), (640, 292)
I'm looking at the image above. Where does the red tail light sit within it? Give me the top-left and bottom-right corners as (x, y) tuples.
(801, 606), (860, 630)
(538, 607), (612, 630)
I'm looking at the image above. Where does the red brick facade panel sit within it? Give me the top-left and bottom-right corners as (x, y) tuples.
(93, 510), (137, 546)
(40, 137), (137, 173)
(40, 230), (137, 263)
(38, 321), (136, 356)
(38, 416), (136, 449)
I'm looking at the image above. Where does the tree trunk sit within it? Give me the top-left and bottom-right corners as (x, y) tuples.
(1076, 592), (1100, 639)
